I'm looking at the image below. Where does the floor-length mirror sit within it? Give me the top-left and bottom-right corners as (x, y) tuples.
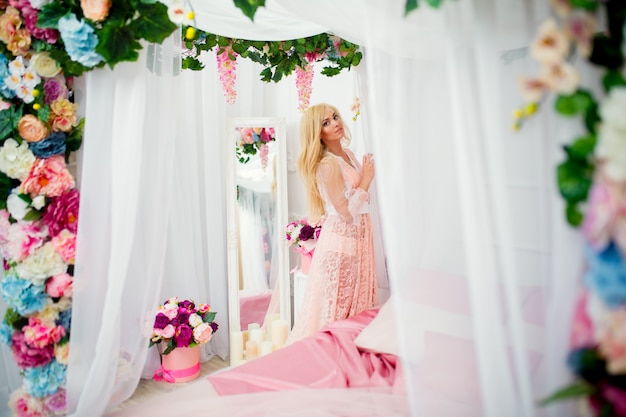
(226, 117), (290, 365)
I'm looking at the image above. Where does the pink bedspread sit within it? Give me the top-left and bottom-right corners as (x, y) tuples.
(208, 308), (403, 395)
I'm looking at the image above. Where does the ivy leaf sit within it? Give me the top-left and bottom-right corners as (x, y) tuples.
(557, 158), (593, 204)
(233, 0), (266, 21)
(96, 24), (142, 67)
(602, 69), (626, 93)
(405, 0), (419, 15)
(182, 56), (204, 71)
(3, 307), (28, 330)
(565, 134), (596, 160)
(538, 381), (595, 406)
(425, 0), (443, 7)
(321, 66), (341, 77)
(259, 67), (272, 82)
(554, 90), (594, 116)
(0, 105), (22, 141)
(565, 202), (584, 227)
(569, 0), (599, 11)
(36, 1), (71, 29)
(131, 2), (177, 44)
(584, 102), (600, 134)
(49, 48), (92, 77)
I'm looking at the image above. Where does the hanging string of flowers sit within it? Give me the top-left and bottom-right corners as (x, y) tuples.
(216, 43), (238, 104)
(182, 30), (363, 108)
(516, 1), (626, 414)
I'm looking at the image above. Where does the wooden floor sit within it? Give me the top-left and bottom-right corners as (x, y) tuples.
(112, 355), (230, 411)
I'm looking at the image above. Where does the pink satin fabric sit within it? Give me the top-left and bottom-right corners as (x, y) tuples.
(239, 290), (272, 330)
(208, 308), (403, 395)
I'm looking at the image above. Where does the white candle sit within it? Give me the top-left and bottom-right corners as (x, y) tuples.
(264, 313), (281, 340)
(260, 340), (273, 356)
(245, 340), (259, 360)
(248, 322), (260, 333)
(271, 319), (289, 350)
(250, 328), (265, 346)
(230, 331), (244, 365)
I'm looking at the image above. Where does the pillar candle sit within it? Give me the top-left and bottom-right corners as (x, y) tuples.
(250, 328), (265, 346)
(248, 322), (260, 333)
(265, 313), (280, 340)
(271, 319), (289, 350)
(230, 331), (244, 365)
(242, 330), (249, 346)
(260, 340), (273, 356)
(245, 340), (259, 360)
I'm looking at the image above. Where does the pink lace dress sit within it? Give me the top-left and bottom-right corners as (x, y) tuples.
(288, 149), (378, 343)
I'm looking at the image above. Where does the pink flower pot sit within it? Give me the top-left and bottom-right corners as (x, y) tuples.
(300, 251), (313, 274)
(155, 345), (201, 383)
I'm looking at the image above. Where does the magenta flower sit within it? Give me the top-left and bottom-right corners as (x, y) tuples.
(174, 324), (193, 347)
(153, 313), (169, 329)
(11, 331), (55, 369)
(9, 0), (59, 44)
(42, 188), (79, 238)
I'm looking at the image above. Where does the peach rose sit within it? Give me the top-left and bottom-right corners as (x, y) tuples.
(80, 0), (111, 22)
(0, 7), (21, 44)
(18, 114), (49, 142)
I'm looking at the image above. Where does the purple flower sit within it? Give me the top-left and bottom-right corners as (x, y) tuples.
(176, 309), (190, 325)
(44, 388), (67, 415)
(174, 324), (193, 347)
(153, 313), (169, 329)
(43, 75), (70, 105)
(178, 300), (195, 310)
(298, 225), (315, 241)
(210, 322), (219, 333)
(42, 189), (79, 237)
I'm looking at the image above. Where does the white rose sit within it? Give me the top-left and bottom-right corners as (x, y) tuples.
(596, 123), (626, 182)
(7, 190), (30, 221)
(188, 313), (203, 327)
(0, 138), (35, 181)
(600, 87), (626, 132)
(31, 195), (45, 210)
(15, 242), (66, 285)
(30, 52), (61, 78)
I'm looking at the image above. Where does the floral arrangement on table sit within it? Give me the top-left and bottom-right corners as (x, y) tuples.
(236, 126), (275, 169)
(149, 297), (218, 356)
(285, 217), (322, 256)
(515, 1), (626, 415)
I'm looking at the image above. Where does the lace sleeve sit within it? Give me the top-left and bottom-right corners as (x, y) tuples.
(317, 158), (369, 224)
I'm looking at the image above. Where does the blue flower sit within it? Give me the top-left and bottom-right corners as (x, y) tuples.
(584, 242), (626, 308)
(28, 132), (66, 158)
(0, 54), (15, 99)
(1, 274), (47, 316)
(0, 321), (14, 346)
(23, 360), (66, 398)
(58, 14), (104, 67)
(57, 308), (71, 332)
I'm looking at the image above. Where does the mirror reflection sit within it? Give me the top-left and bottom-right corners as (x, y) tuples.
(226, 118), (290, 365)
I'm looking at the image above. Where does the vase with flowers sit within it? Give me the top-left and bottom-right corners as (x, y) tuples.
(149, 297), (218, 383)
(285, 218), (322, 274)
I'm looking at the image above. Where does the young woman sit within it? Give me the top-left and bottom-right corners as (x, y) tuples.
(288, 103), (378, 342)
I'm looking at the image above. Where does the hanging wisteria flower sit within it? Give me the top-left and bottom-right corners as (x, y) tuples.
(0, 138), (36, 180)
(23, 358), (66, 397)
(42, 188), (79, 237)
(18, 114), (50, 143)
(216, 46), (237, 104)
(530, 18), (569, 63)
(1, 273), (47, 316)
(58, 14), (104, 67)
(21, 155), (75, 198)
(15, 242), (66, 285)
(30, 51), (61, 78)
(295, 62), (314, 113)
(29, 132), (67, 159)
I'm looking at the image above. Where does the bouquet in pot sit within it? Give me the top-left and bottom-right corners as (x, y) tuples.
(285, 218), (322, 256)
(149, 297), (218, 355)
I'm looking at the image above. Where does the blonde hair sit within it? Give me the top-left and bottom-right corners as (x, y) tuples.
(297, 103), (351, 222)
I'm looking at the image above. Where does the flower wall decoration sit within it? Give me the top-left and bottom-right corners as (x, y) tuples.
(516, 1), (626, 414)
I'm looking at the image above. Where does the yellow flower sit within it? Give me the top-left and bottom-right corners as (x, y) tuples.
(513, 109), (523, 119)
(187, 11), (195, 20)
(524, 103), (539, 115)
(33, 103), (41, 110)
(185, 27), (196, 40)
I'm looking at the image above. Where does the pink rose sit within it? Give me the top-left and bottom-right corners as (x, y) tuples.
(46, 272), (73, 298)
(80, 0), (111, 21)
(23, 317), (65, 349)
(50, 229), (76, 263)
(21, 155), (75, 197)
(193, 322), (213, 344)
(154, 324), (175, 339)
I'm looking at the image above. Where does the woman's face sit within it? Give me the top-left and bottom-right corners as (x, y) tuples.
(320, 107), (344, 145)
